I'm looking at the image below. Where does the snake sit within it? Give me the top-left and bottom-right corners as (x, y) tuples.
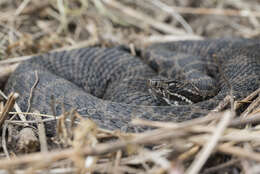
(4, 38), (260, 135)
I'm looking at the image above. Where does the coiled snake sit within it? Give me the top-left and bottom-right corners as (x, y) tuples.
(4, 39), (260, 134)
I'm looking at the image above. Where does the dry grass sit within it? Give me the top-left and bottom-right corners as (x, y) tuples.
(0, 0), (260, 173)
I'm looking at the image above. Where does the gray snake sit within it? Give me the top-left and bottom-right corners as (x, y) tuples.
(4, 39), (260, 134)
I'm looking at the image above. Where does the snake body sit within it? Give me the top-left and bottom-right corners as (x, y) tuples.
(4, 39), (260, 134)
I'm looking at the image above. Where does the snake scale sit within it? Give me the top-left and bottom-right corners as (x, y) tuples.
(4, 39), (260, 135)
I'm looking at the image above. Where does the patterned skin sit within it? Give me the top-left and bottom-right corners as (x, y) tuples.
(5, 39), (260, 135)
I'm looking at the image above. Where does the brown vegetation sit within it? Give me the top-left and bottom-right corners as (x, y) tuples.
(0, 0), (260, 173)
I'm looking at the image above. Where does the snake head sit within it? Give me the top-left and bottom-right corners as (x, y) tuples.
(147, 79), (204, 106)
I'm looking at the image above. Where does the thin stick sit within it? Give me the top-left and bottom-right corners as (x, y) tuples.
(0, 90), (27, 124)
(35, 113), (48, 152)
(0, 128), (186, 168)
(0, 93), (19, 128)
(235, 88), (260, 109)
(186, 110), (235, 174)
(26, 71), (39, 113)
(230, 113), (260, 127)
(113, 150), (122, 173)
(103, 0), (186, 35)
(148, 0), (193, 33)
(171, 6), (260, 17)
(217, 145), (260, 162)
(144, 35), (202, 45)
(241, 95), (260, 118)
(202, 159), (240, 174)
(2, 123), (10, 159)
(1, 111), (54, 118)
(15, 0), (31, 16)
(132, 111), (222, 129)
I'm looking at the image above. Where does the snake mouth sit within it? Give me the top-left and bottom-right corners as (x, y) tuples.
(147, 79), (205, 106)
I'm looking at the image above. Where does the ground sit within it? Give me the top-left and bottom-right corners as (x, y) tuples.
(0, 0), (260, 173)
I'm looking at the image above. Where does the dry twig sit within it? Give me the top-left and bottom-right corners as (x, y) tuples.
(0, 92), (19, 128)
